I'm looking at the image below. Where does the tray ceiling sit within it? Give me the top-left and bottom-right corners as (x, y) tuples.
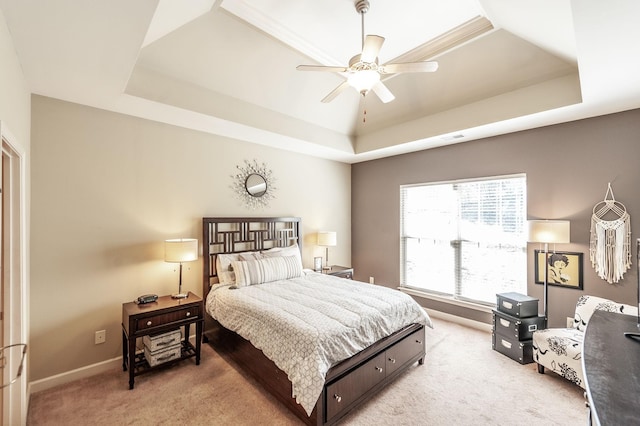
(2, 0), (640, 162)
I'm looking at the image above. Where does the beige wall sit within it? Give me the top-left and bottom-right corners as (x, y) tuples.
(352, 109), (640, 328)
(0, 8), (31, 143)
(30, 95), (351, 382)
(1, 9), (31, 422)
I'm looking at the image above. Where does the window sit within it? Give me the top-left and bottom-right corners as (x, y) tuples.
(400, 174), (527, 305)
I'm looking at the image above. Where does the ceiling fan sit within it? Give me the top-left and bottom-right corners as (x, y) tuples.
(296, 0), (439, 104)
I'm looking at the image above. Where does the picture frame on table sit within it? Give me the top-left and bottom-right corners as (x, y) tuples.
(534, 250), (584, 289)
(313, 257), (323, 272)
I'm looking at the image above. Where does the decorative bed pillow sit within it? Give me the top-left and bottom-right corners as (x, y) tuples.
(232, 256), (303, 287)
(261, 243), (303, 270)
(216, 251), (261, 285)
(239, 252), (264, 261)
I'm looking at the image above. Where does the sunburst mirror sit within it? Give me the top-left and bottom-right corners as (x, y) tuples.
(231, 159), (277, 209)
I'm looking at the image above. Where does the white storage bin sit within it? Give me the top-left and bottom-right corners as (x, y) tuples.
(143, 329), (181, 352)
(144, 343), (181, 367)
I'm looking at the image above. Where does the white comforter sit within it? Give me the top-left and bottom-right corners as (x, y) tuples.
(206, 271), (432, 415)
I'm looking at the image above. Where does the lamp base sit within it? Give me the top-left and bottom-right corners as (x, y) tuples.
(171, 293), (188, 299)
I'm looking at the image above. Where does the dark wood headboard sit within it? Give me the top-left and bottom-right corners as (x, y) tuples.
(202, 217), (301, 298)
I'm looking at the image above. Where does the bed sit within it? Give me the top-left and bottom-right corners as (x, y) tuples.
(202, 217), (431, 425)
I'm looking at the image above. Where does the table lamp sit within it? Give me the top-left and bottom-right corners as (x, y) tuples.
(317, 231), (337, 270)
(165, 238), (198, 299)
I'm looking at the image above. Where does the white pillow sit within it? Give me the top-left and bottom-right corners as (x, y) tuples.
(232, 255), (303, 287)
(215, 251), (261, 285)
(261, 243), (303, 270)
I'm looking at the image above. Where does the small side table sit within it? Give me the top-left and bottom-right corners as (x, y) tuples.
(122, 291), (203, 389)
(324, 266), (354, 279)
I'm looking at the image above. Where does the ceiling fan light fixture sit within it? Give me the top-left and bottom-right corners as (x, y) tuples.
(347, 69), (380, 95)
(296, 0), (440, 103)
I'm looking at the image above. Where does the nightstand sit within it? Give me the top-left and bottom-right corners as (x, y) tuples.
(324, 265), (354, 279)
(122, 291), (203, 389)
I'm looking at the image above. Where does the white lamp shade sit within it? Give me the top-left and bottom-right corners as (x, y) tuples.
(317, 231), (337, 247)
(164, 238), (198, 263)
(527, 220), (570, 244)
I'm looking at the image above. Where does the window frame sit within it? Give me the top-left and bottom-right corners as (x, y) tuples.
(399, 173), (527, 306)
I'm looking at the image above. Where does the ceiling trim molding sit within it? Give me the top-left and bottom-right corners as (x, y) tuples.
(221, 0), (343, 66)
(388, 16), (494, 64)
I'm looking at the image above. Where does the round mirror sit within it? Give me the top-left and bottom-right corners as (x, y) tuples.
(245, 173), (267, 197)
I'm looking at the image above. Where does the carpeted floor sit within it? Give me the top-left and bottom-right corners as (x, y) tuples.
(27, 319), (586, 425)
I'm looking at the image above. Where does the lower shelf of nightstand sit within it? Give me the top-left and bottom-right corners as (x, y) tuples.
(131, 340), (197, 375)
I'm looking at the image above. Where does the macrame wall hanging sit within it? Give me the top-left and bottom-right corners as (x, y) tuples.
(589, 183), (632, 283)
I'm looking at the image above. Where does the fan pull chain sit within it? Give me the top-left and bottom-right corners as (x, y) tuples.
(362, 94), (367, 123)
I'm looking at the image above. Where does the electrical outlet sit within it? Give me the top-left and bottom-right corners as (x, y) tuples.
(95, 330), (106, 344)
(566, 317), (573, 328)
(369, 276), (374, 284)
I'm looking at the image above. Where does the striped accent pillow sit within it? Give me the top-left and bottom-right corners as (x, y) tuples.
(261, 243), (303, 270)
(232, 255), (303, 287)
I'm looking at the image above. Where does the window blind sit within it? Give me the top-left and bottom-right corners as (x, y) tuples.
(400, 174), (527, 305)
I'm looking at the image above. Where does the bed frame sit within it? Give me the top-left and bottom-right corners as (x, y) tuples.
(202, 217), (425, 425)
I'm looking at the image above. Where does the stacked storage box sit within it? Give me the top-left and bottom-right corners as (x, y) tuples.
(492, 292), (545, 364)
(143, 329), (182, 367)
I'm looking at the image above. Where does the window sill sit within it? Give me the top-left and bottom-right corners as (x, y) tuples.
(399, 287), (494, 314)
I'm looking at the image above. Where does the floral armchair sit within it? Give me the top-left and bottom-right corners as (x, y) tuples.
(532, 295), (637, 388)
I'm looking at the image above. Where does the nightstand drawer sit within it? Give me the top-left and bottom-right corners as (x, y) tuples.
(332, 270), (352, 279)
(136, 305), (200, 331)
(325, 266), (354, 279)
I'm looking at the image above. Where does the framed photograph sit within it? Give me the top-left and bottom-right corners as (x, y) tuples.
(534, 250), (583, 289)
(313, 256), (323, 272)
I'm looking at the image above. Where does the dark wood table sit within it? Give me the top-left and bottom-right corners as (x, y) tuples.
(583, 310), (640, 425)
(122, 292), (203, 389)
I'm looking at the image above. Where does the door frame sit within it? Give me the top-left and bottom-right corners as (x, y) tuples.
(0, 121), (28, 425)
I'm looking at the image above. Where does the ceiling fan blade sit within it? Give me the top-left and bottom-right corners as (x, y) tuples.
(321, 81), (350, 103)
(297, 65), (349, 73)
(371, 81), (395, 103)
(361, 35), (385, 63)
(380, 61), (439, 74)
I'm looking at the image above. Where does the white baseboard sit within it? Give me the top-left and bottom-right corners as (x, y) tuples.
(29, 356), (122, 394)
(425, 308), (492, 333)
(29, 333), (199, 394)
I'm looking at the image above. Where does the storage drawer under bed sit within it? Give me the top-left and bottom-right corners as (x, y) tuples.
(326, 352), (386, 421)
(386, 326), (425, 375)
(325, 326), (425, 422)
